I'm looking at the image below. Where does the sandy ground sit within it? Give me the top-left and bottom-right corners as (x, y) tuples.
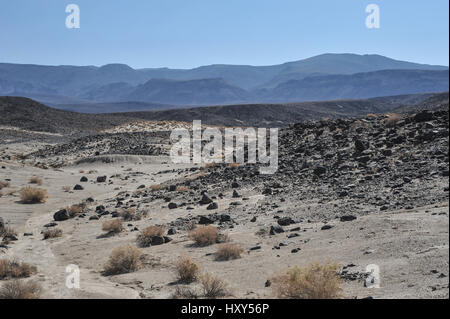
(1, 155), (448, 299)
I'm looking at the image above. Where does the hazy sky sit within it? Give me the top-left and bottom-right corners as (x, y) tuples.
(1, 0), (448, 68)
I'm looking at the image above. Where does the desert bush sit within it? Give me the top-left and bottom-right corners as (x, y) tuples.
(120, 208), (140, 221)
(172, 286), (199, 299)
(102, 220), (123, 234)
(29, 176), (43, 186)
(176, 257), (199, 283)
(189, 226), (227, 247)
(200, 273), (228, 299)
(43, 229), (62, 240)
(0, 280), (42, 299)
(383, 113), (402, 127)
(215, 243), (243, 261)
(103, 245), (142, 276)
(0, 180), (10, 190)
(136, 226), (165, 247)
(204, 162), (216, 169)
(271, 262), (341, 299)
(19, 187), (48, 204)
(0, 226), (17, 239)
(67, 204), (83, 218)
(176, 186), (189, 192)
(0, 259), (37, 279)
(150, 184), (162, 191)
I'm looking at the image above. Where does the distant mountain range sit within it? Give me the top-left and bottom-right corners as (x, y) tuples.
(0, 53), (448, 110)
(1, 93), (448, 132)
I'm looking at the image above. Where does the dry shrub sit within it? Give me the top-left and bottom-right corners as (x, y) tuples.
(172, 286), (199, 299)
(29, 176), (43, 186)
(204, 162), (216, 169)
(200, 273), (228, 299)
(150, 184), (162, 191)
(103, 245), (142, 276)
(272, 262), (341, 299)
(0, 226), (17, 238)
(120, 208), (140, 221)
(43, 229), (62, 240)
(136, 226), (165, 247)
(176, 186), (189, 192)
(0, 280), (42, 299)
(0, 180), (10, 190)
(19, 187), (48, 204)
(215, 243), (243, 261)
(0, 259), (37, 279)
(176, 257), (199, 283)
(67, 204), (83, 218)
(189, 226), (222, 247)
(102, 220), (123, 234)
(383, 113), (402, 127)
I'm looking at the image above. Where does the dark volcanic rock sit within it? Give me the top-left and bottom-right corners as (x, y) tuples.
(270, 225), (285, 235)
(277, 217), (295, 226)
(199, 216), (214, 225)
(97, 176), (107, 183)
(207, 202), (218, 210)
(73, 184), (84, 190)
(340, 215), (357, 222)
(53, 209), (70, 221)
(168, 202), (178, 209)
(199, 194), (213, 205)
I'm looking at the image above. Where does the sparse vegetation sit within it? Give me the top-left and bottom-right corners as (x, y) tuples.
(383, 112), (402, 127)
(119, 208), (140, 221)
(19, 187), (48, 204)
(150, 184), (162, 191)
(0, 226), (17, 239)
(176, 257), (200, 283)
(0, 280), (42, 299)
(172, 286), (199, 299)
(103, 245), (142, 276)
(102, 220), (123, 234)
(176, 186), (189, 192)
(67, 204), (84, 218)
(0, 180), (10, 190)
(0, 259), (37, 279)
(215, 243), (243, 261)
(43, 229), (62, 240)
(189, 226), (227, 247)
(136, 226), (165, 247)
(271, 262), (341, 299)
(29, 176), (43, 186)
(199, 273), (228, 299)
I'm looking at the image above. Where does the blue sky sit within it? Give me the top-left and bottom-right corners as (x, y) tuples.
(0, 0), (448, 68)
